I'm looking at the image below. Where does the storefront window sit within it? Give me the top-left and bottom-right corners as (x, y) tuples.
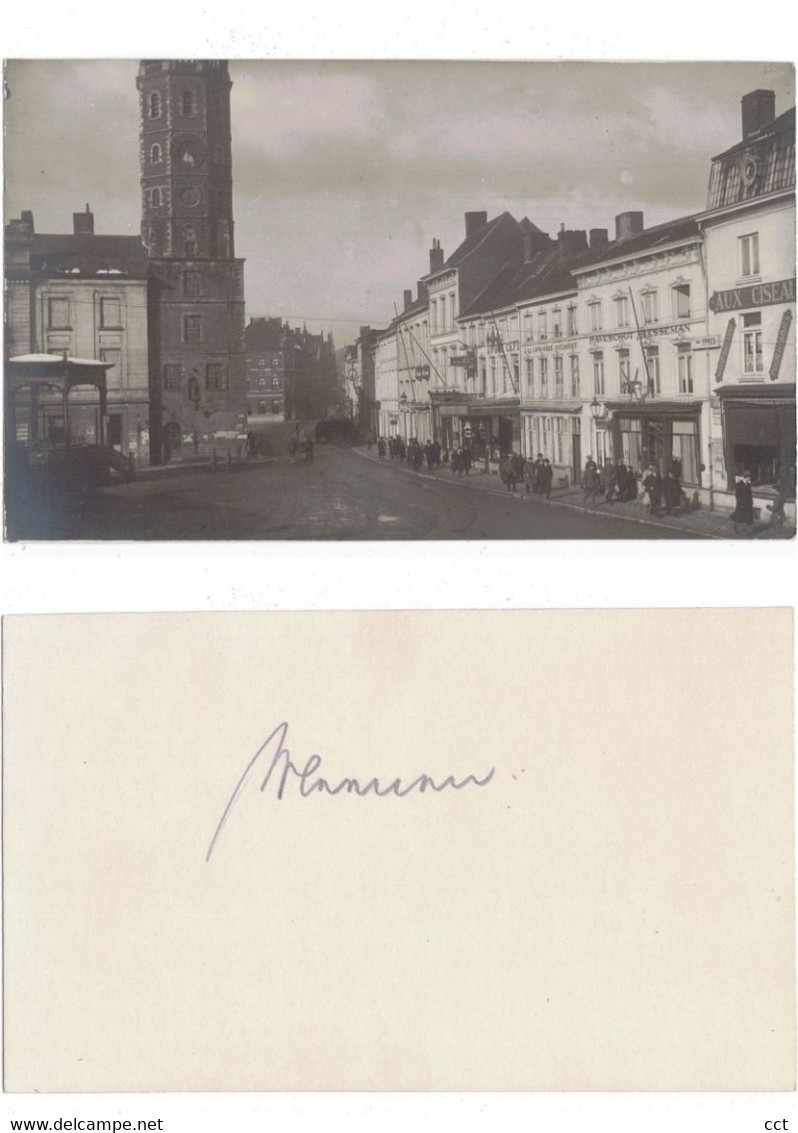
(619, 418), (643, 472)
(672, 419), (699, 485)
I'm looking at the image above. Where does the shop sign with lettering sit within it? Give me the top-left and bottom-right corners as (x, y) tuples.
(523, 338), (578, 355)
(769, 308), (793, 380)
(588, 323), (690, 348)
(709, 277), (796, 313)
(715, 318), (736, 382)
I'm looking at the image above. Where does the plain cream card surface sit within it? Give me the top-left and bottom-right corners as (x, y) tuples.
(2, 609), (794, 1092)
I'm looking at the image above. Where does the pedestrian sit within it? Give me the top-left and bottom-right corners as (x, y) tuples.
(424, 439), (433, 469)
(601, 459), (617, 502)
(663, 467), (681, 514)
(432, 440), (442, 468)
(500, 455), (517, 492)
(288, 435), (298, 464)
(764, 482), (786, 535)
(642, 464), (662, 514)
(731, 471), (754, 535)
(523, 456), (535, 495)
(582, 456), (599, 507)
(626, 465), (638, 501)
(616, 460), (628, 501)
(542, 457), (553, 500)
(534, 453), (545, 495)
(377, 437), (386, 460)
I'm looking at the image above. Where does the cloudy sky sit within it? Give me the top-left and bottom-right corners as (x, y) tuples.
(4, 59), (794, 346)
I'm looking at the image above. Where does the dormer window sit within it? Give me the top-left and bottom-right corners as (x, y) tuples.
(148, 91), (162, 120)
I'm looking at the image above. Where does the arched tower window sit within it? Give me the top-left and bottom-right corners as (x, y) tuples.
(183, 225), (197, 257)
(151, 187), (163, 208)
(148, 90), (162, 119)
(181, 90), (197, 117)
(150, 142), (162, 164)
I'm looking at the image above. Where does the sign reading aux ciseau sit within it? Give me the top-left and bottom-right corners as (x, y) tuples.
(709, 277), (796, 313)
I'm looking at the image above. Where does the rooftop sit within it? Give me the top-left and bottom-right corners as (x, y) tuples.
(30, 232), (148, 278)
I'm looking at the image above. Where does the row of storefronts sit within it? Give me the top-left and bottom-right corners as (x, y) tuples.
(366, 91), (794, 518)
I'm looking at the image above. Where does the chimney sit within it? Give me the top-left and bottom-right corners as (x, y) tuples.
(615, 211), (644, 241)
(21, 209), (35, 234)
(742, 89), (776, 139)
(557, 228), (588, 259)
(403, 289), (413, 311)
(465, 210), (488, 237)
(416, 279), (429, 302)
(73, 203), (94, 236)
(359, 325), (369, 340)
(589, 228), (609, 251)
(429, 237), (444, 273)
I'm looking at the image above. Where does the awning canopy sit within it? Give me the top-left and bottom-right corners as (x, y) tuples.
(6, 353), (111, 394)
(714, 383), (795, 405)
(605, 399), (703, 414)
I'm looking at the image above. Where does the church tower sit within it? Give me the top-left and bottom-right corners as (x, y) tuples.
(137, 60), (246, 462)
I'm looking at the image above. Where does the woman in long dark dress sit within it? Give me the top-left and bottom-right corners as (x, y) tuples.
(732, 473), (754, 534)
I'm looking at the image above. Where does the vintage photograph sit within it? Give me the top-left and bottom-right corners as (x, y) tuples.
(3, 59), (795, 540)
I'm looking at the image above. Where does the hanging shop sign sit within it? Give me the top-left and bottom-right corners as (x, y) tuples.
(709, 277), (796, 313)
(769, 308), (793, 381)
(715, 318), (736, 382)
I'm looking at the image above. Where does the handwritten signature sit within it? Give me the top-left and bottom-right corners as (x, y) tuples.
(206, 720), (496, 861)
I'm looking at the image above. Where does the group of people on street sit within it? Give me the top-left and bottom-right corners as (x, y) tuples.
(373, 435), (444, 471)
(582, 456), (643, 509)
(288, 426), (314, 464)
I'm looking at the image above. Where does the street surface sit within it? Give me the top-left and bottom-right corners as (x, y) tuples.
(9, 436), (700, 540)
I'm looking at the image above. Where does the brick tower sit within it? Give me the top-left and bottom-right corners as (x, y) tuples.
(137, 60), (246, 462)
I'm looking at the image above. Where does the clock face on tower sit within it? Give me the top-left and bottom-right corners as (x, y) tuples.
(172, 137), (206, 170)
(179, 186), (201, 207)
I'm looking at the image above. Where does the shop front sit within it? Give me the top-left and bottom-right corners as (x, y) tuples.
(464, 399), (521, 462)
(605, 400), (704, 489)
(715, 384), (796, 506)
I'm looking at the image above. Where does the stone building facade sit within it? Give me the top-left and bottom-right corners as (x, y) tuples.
(4, 207), (151, 462)
(699, 92), (795, 517)
(137, 59), (246, 462)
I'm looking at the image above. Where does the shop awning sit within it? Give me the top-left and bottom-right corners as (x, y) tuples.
(466, 401), (520, 418)
(714, 383), (795, 405)
(605, 399), (703, 414)
(522, 400), (582, 414)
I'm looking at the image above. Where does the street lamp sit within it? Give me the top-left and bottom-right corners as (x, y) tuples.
(589, 397), (605, 422)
